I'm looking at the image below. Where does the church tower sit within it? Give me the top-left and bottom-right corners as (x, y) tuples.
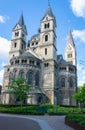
(65, 31), (77, 66)
(39, 4), (57, 61)
(9, 14), (27, 60)
(39, 4), (57, 104)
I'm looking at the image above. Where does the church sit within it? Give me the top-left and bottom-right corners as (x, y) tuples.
(1, 4), (77, 106)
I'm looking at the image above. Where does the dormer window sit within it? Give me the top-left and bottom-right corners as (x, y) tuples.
(15, 32), (19, 37)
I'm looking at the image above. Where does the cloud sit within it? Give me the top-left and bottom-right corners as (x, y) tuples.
(72, 30), (85, 43)
(0, 37), (10, 84)
(70, 0), (85, 17)
(82, 70), (85, 74)
(0, 37), (11, 60)
(1, 62), (7, 67)
(0, 15), (9, 23)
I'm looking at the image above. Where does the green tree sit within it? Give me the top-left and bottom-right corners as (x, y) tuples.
(7, 78), (32, 109)
(74, 85), (85, 112)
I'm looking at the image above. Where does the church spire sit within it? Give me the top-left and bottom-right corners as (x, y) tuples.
(17, 13), (27, 34)
(65, 30), (77, 66)
(67, 31), (75, 47)
(18, 13), (24, 26)
(42, 1), (55, 20)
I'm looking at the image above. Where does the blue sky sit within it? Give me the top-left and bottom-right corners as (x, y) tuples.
(0, 0), (85, 86)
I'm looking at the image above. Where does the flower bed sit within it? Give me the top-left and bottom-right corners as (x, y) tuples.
(65, 114), (85, 130)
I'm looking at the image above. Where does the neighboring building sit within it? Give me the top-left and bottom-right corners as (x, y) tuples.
(1, 4), (77, 105)
(0, 85), (2, 103)
(0, 85), (2, 94)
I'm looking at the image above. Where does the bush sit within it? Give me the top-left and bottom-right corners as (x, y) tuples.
(66, 114), (85, 126)
(0, 104), (85, 115)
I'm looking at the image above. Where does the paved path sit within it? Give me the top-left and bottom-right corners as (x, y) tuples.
(0, 115), (41, 130)
(30, 115), (74, 130)
(0, 114), (74, 130)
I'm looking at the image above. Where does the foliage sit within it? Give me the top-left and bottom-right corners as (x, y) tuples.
(7, 78), (32, 107)
(66, 114), (85, 126)
(73, 85), (85, 106)
(0, 104), (85, 115)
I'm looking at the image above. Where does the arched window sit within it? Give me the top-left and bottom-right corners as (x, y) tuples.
(44, 23), (50, 29)
(45, 35), (48, 42)
(21, 44), (24, 49)
(27, 72), (33, 85)
(15, 32), (19, 37)
(69, 77), (74, 87)
(61, 78), (65, 87)
(20, 71), (24, 78)
(13, 55), (15, 57)
(38, 95), (42, 103)
(35, 72), (39, 86)
(14, 70), (18, 79)
(44, 24), (46, 29)
(14, 42), (17, 48)
(67, 53), (72, 58)
(45, 48), (47, 55)
(47, 23), (49, 28)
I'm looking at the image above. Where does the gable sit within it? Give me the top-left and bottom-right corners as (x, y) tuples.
(65, 44), (74, 52)
(13, 24), (22, 31)
(42, 14), (53, 22)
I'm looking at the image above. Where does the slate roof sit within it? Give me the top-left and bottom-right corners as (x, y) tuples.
(30, 34), (40, 41)
(59, 58), (70, 65)
(13, 14), (27, 34)
(67, 31), (75, 47)
(42, 4), (56, 21)
(18, 14), (25, 26)
(57, 55), (72, 66)
(19, 51), (41, 61)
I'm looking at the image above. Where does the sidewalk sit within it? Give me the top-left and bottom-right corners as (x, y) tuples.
(0, 114), (74, 130)
(29, 115), (74, 130)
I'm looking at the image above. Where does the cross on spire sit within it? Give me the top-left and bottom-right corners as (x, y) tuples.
(48, 0), (50, 6)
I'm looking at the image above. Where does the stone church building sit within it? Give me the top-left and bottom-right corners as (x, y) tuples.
(1, 4), (77, 105)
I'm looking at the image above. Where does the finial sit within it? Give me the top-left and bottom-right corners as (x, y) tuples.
(48, 0), (50, 6)
(21, 10), (23, 15)
(68, 20), (71, 32)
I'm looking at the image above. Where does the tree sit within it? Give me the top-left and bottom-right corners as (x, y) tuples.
(73, 85), (85, 112)
(7, 78), (32, 108)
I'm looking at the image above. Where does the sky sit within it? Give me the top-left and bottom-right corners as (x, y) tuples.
(0, 0), (85, 86)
